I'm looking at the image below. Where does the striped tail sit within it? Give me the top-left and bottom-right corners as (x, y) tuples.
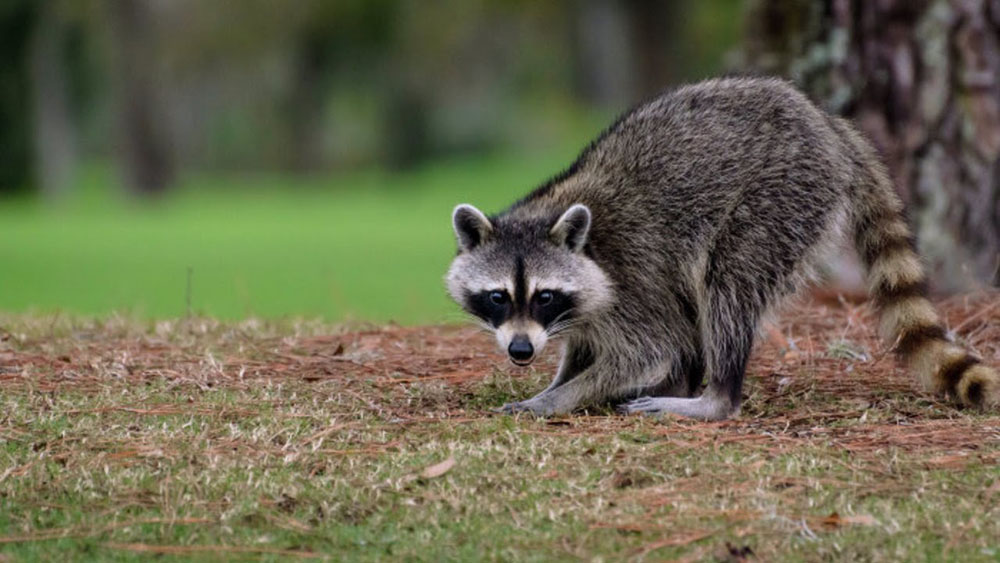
(852, 160), (999, 407)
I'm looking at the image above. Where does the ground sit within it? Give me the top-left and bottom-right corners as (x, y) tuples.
(2, 292), (999, 561)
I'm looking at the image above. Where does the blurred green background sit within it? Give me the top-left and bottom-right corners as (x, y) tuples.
(1, 0), (742, 324)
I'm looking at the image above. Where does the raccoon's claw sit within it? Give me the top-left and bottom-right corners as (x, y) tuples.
(496, 399), (553, 416)
(493, 402), (515, 414)
(496, 401), (531, 415)
(619, 396), (661, 415)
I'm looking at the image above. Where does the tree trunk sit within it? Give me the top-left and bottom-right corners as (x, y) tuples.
(107, 0), (175, 196)
(284, 31), (332, 173)
(745, 0), (1000, 290)
(573, 0), (637, 108)
(382, 85), (430, 170)
(0, 1), (36, 194)
(623, 0), (684, 98)
(29, 3), (77, 199)
(573, 0), (687, 107)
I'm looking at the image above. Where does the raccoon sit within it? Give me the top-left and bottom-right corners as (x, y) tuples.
(445, 77), (999, 420)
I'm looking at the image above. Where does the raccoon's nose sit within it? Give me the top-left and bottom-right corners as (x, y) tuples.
(508, 336), (534, 363)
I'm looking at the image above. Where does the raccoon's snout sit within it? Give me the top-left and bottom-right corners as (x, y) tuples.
(508, 335), (534, 365)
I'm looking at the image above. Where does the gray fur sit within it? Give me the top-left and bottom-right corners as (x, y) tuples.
(446, 76), (985, 420)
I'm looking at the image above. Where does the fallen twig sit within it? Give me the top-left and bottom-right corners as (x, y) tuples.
(102, 542), (325, 558)
(0, 517), (212, 544)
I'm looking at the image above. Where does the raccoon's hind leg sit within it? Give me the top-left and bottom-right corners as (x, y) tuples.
(620, 289), (757, 420)
(622, 187), (837, 420)
(629, 349), (705, 399)
(679, 346), (706, 397)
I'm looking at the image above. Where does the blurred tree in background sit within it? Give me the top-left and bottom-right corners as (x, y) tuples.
(0, 0), (36, 195)
(0, 0), (740, 195)
(108, 0), (175, 195)
(745, 0), (1000, 289)
(30, 0), (80, 199)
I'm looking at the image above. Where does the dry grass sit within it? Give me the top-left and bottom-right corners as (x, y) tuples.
(1, 291), (999, 561)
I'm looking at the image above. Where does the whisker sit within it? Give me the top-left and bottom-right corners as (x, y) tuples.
(442, 309), (495, 334)
(473, 320), (496, 334)
(548, 319), (571, 331)
(546, 312), (582, 337)
(546, 308), (577, 328)
(547, 324), (578, 337)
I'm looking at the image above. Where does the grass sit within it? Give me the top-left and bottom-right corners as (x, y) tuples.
(0, 140), (591, 325)
(2, 294), (999, 560)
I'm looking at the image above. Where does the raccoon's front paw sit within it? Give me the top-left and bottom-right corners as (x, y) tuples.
(496, 398), (551, 416)
(495, 401), (525, 414)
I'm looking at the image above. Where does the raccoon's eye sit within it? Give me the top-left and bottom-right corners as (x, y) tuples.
(537, 291), (554, 306)
(489, 291), (509, 305)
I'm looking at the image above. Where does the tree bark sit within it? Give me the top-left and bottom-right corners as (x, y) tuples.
(745, 0), (1000, 290)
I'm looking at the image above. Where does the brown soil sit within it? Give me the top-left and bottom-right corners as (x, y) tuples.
(2, 290), (999, 456)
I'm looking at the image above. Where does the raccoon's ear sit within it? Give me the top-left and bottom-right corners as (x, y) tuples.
(452, 204), (493, 251)
(549, 204), (591, 252)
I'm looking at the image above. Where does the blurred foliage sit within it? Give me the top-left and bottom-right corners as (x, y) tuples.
(1, 0), (742, 190)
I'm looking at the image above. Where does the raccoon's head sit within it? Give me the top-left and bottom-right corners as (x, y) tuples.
(445, 202), (612, 366)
